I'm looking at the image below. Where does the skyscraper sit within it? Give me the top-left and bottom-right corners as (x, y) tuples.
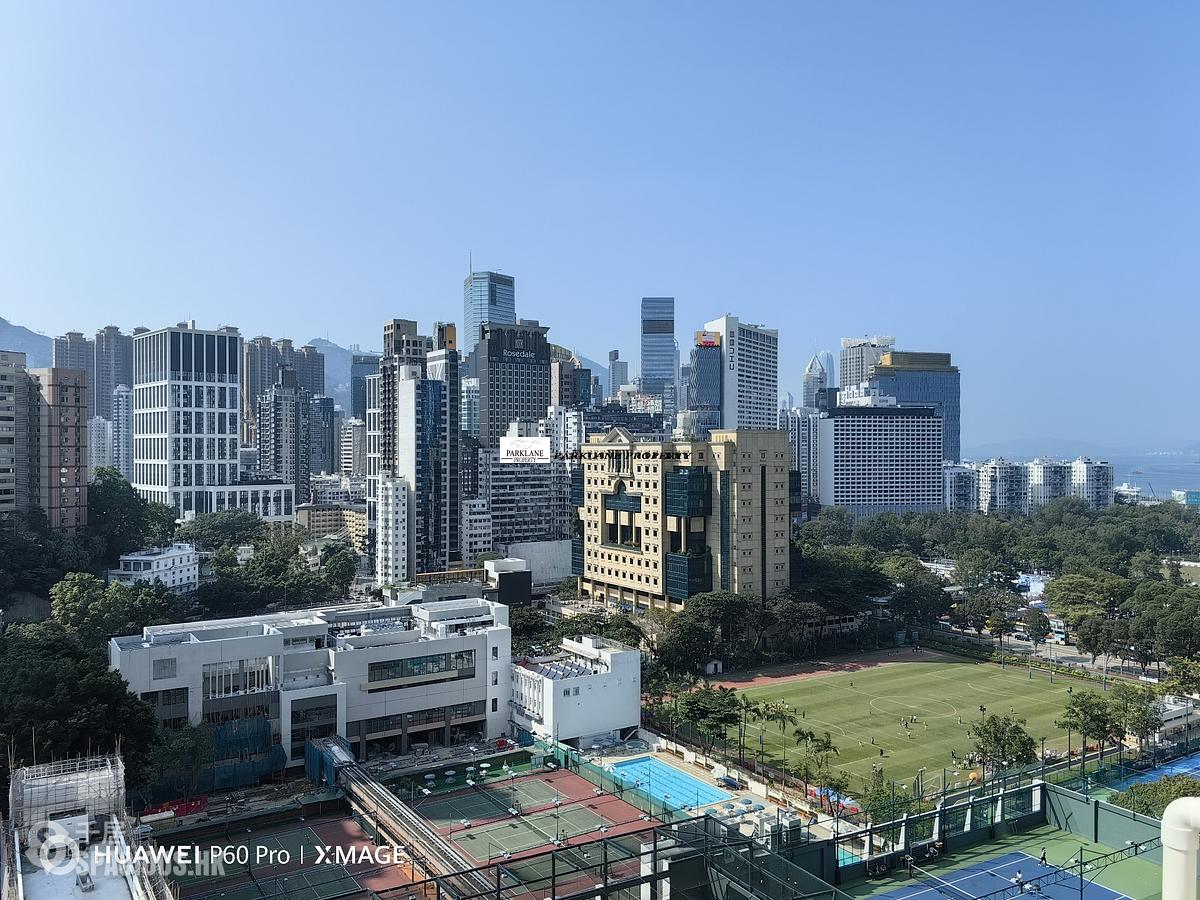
(26, 367), (89, 532)
(52, 331), (95, 381)
(256, 368), (312, 503)
(461, 377), (480, 438)
(867, 351), (961, 463)
(818, 350), (837, 389)
(350, 352), (380, 420)
(703, 314), (779, 429)
(240, 336), (324, 443)
(802, 354), (830, 408)
(89, 416), (113, 476)
(294, 344), (325, 397)
(340, 418), (367, 477)
(112, 384), (134, 481)
(0, 351), (29, 516)
(375, 475), (410, 586)
(686, 331), (723, 439)
(463, 271), (516, 358)
(309, 395), (338, 476)
(639, 297), (676, 397)
(94, 326), (133, 420)
(476, 320), (551, 448)
(839, 335), (895, 388)
(607, 350), (629, 400)
(427, 323), (461, 567)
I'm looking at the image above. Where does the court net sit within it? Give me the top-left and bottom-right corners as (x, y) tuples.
(907, 861), (976, 900)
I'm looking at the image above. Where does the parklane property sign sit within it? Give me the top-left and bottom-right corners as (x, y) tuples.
(499, 435), (551, 463)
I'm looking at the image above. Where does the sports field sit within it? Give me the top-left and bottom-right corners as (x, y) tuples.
(731, 650), (1080, 791)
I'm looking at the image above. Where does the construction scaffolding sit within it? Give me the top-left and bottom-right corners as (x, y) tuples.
(6, 756), (127, 836)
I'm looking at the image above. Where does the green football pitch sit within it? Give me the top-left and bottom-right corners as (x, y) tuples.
(736, 652), (1080, 792)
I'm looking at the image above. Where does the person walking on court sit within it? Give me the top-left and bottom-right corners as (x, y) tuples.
(1039, 848), (1047, 866)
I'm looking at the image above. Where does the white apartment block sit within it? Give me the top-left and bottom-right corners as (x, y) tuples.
(340, 417), (367, 476)
(461, 496), (494, 564)
(89, 415), (114, 477)
(1071, 457), (1114, 510)
(510, 635), (641, 747)
(943, 463), (980, 511)
(110, 597), (513, 765)
(112, 383), (134, 481)
(311, 473), (368, 504)
(132, 322), (294, 523)
(977, 459), (1030, 514)
(376, 474), (410, 587)
(108, 542), (200, 593)
(1027, 459), (1072, 508)
(817, 406), (942, 519)
(704, 315), (779, 430)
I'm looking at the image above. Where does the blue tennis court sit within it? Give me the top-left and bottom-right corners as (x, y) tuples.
(869, 851), (1130, 900)
(610, 756), (731, 808)
(1110, 753), (1200, 792)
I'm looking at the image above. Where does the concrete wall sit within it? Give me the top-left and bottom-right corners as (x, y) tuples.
(499, 539), (573, 590)
(1044, 783), (1163, 863)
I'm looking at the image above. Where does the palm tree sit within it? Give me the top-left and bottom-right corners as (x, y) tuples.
(736, 694), (763, 766)
(761, 701), (798, 777)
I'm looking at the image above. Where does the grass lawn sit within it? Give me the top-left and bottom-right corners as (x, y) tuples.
(736, 651), (1080, 793)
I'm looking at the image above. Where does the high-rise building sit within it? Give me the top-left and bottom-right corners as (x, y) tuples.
(977, 459), (1030, 514)
(943, 463), (980, 511)
(839, 335), (895, 389)
(255, 368), (312, 503)
(817, 399), (943, 520)
(802, 354), (830, 408)
(779, 406), (821, 499)
(89, 415), (113, 477)
(340, 417), (367, 477)
(1027, 459), (1071, 509)
(309, 396), (338, 476)
(550, 358), (578, 408)
(607, 350), (629, 400)
(26, 367), (89, 532)
(427, 323), (461, 567)
(1071, 458), (1114, 510)
(461, 496), (493, 564)
(463, 271), (516, 357)
(686, 331), (723, 439)
(0, 350), (29, 516)
(51, 331), (95, 381)
(703, 315), (779, 430)
(577, 428), (791, 610)
(375, 474), (410, 586)
(350, 352), (380, 420)
(478, 443), (571, 547)
(867, 351), (961, 463)
(294, 344), (325, 397)
(817, 350), (837, 389)
(476, 320), (551, 448)
(112, 384), (134, 481)
(93, 326), (133, 421)
(134, 322), (295, 521)
(364, 372), (381, 529)
(461, 377), (480, 438)
(639, 297), (676, 399)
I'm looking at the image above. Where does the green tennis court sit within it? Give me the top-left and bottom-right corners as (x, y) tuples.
(450, 805), (609, 859)
(413, 777), (565, 827)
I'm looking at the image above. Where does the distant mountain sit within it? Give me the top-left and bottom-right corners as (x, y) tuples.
(963, 437), (1134, 461)
(307, 338), (356, 412)
(0, 317), (51, 366)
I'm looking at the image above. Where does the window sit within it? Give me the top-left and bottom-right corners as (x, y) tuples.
(152, 658), (177, 680)
(491, 646), (498, 659)
(491, 698), (498, 713)
(491, 671), (498, 686)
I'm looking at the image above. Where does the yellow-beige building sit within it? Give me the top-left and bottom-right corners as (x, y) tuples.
(295, 501), (369, 554)
(577, 427), (790, 612)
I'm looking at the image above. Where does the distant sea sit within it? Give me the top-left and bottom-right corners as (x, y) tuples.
(1104, 453), (1200, 497)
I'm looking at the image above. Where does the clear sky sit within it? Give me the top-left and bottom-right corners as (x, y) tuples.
(1, 2), (1197, 449)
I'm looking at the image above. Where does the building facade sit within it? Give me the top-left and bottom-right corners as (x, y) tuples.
(977, 459), (1030, 515)
(110, 597), (513, 765)
(463, 271), (516, 357)
(109, 543), (200, 593)
(255, 368), (312, 503)
(478, 446), (572, 548)
(26, 367), (89, 532)
(93, 326), (134, 421)
(607, 350), (629, 400)
(309, 395), (338, 476)
(1071, 457), (1114, 510)
(639, 297), (676, 400)
(89, 415), (113, 476)
(867, 351), (961, 463)
(703, 315), (779, 430)
(340, 417), (367, 476)
(376, 474), (410, 586)
(943, 463), (981, 511)
(52, 331), (95, 379)
(839, 335), (895, 388)
(476, 320), (551, 449)
(1027, 459), (1072, 508)
(112, 384), (134, 481)
(350, 352), (381, 420)
(817, 403), (943, 520)
(577, 427), (790, 612)
(0, 350), (27, 516)
(686, 332), (724, 439)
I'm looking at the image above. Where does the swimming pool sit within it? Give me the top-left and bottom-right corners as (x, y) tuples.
(609, 756), (731, 809)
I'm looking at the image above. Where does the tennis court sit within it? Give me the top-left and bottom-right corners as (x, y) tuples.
(410, 772), (566, 827)
(1109, 751), (1200, 792)
(869, 851), (1129, 900)
(451, 804), (609, 857)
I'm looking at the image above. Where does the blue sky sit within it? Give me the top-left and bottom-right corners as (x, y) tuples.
(2, 2), (1197, 449)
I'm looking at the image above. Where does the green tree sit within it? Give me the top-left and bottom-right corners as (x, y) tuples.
(883, 555), (951, 627)
(86, 468), (177, 562)
(986, 610), (1014, 652)
(320, 546), (356, 597)
(143, 724), (217, 800)
(50, 573), (174, 648)
(1056, 691), (1120, 772)
(679, 685), (740, 755)
(1022, 608), (1051, 650)
(1106, 682), (1163, 751)
(1164, 657), (1200, 697)
(797, 507), (854, 547)
(1110, 775), (1200, 818)
(735, 693), (763, 765)
(967, 713), (1037, 775)
(175, 509), (263, 552)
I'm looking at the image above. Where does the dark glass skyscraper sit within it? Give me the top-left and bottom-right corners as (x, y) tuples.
(350, 352), (380, 420)
(867, 351), (961, 463)
(687, 332), (723, 438)
(639, 297), (676, 396)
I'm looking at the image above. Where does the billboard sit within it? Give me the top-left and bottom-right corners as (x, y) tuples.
(500, 435), (552, 463)
(694, 330), (721, 347)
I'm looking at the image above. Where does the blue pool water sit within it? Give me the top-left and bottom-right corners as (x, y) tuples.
(610, 756), (731, 809)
